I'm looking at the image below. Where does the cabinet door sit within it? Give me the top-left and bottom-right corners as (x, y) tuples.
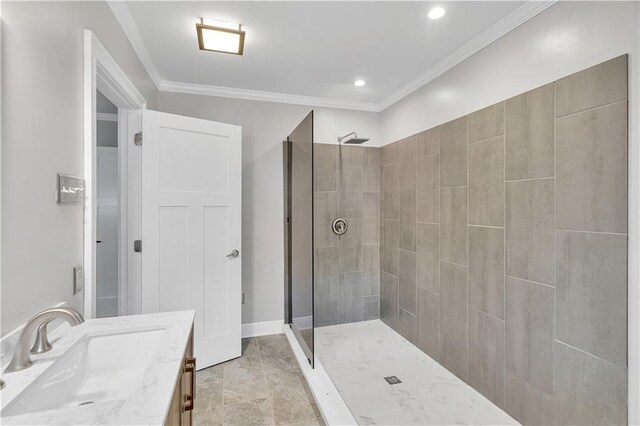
(182, 329), (195, 426)
(164, 328), (195, 426)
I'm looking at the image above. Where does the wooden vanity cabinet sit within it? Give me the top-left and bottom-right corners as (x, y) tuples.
(165, 327), (196, 426)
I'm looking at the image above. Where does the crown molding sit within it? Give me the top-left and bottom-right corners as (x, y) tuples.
(96, 112), (118, 122)
(110, 0), (555, 113)
(379, 0), (557, 110)
(107, 1), (162, 89)
(159, 80), (382, 112)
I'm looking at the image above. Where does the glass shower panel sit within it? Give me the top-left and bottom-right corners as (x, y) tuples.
(287, 111), (314, 365)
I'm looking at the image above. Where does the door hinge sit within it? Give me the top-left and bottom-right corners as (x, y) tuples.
(134, 131), (143, 146)
(134, 239), (142, 253)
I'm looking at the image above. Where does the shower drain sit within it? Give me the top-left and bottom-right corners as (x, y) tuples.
(384, 376), (402, 385)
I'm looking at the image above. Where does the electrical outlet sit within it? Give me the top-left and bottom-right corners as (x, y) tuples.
(73, 265), (83, 295)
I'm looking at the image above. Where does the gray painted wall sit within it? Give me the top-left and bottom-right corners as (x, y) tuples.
(379, 56), (629, 425)
(1, 1), (157, 333)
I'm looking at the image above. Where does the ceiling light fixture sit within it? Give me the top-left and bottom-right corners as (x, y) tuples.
(354, 80), (366, 87)
(196, 18), (245, 55)
(428, 7), (446, 20)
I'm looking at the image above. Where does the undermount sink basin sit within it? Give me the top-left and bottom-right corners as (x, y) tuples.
(2, 328), (165, 417)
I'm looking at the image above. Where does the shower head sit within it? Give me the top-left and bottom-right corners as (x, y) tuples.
(337, 131), (369, 145)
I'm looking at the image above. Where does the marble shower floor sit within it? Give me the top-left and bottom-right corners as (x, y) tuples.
(193, 334), (324, 426)
(315, 320), (519, 425)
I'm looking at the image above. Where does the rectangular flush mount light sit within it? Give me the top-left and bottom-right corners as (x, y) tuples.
(196, 18), (245, 55)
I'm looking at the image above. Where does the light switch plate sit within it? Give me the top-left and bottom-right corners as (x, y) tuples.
(73, 265), (83, 295)
(57, 174), (85, 205)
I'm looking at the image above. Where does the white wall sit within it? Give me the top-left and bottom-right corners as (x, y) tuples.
(379, 2), (639, 422)
(157, 92), (380, 325)
(1, 1), (157, 334)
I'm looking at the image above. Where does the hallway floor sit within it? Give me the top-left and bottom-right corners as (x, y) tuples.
(193, 334), (324, 426)
(315, 320), (518, 425)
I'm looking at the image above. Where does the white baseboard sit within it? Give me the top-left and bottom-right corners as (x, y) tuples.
(241, 319), (284, 338)
(293, 315), (313, 330)
(283, 324), (357, 426)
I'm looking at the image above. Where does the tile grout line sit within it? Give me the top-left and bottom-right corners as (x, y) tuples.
(554, 338), (626, 369)
(505, 176), (554, 183)
(502, 99), (507, 411)
(505, 274), (555, 289)
(466, 115), (470, 381)
(555, 98), (627, 120)
(553, 78), (558, 425)
(255, 337), (278, 425)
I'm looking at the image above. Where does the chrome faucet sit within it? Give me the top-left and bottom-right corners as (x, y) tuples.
(4, 307), (84, 373)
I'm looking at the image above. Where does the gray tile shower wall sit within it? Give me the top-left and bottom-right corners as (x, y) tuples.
(314, 145), (381, 326)
(379, 55), (629, 425)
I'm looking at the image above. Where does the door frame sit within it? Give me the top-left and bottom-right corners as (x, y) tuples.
(83, 30), (146, 318)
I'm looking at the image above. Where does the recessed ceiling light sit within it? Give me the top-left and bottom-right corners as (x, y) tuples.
(196, 18), (245, 55)
(428, 7), (446, 20)
(354, 80), (366, 87)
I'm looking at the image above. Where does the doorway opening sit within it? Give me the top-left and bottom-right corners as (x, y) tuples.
(95, 91), (120, 318)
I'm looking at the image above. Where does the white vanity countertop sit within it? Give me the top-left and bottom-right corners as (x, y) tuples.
(0, 310), (195, 425)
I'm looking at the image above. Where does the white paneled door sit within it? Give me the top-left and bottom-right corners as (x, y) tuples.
(141, 110), (242, 369)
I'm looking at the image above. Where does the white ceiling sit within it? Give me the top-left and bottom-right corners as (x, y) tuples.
(124, 1), (538, 108)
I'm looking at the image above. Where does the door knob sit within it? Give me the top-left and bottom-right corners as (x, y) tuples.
(226, 249), (240, 259)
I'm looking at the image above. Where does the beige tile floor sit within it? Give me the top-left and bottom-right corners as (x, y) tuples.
(193, 334), (325, 426)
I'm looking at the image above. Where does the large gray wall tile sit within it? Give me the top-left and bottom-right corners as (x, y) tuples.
(439, 261), (468, 380)
(417, 154), (439, 223)
(338, 164), (363, 218)
(468, 102), (504, 144)
(440, 117), (468, 187)
(363, 192), (380, 244)
(505, 178), (554, 285)
(399, 190), (416, 251)
(505, 277), (554, 395)
(381, 272), (399, 329)
(556, 55), (628, 117)
(469, 136), (505, 226)
(417, 223), (439, 294)
(398, 249), (417, 315)
(440, 187), (467, 265)
(417, 126), (440, 157)
(314, 192), (338, 248)
(363, 244), (380, 297)
(381, 141), (397, 165)
(339, 145), (362, 165)
(556, 231), (627, 367)
(381, 163), (399, 220)
(364, 295), (380, 321)
(505, 83), (554, 180)
(338, 272), (364, 324)
(505, 370), (554, 426)
(314, 247), (339, 301)
(417, 288), (439, 360)
(398, 308), (418, 345)
(338, 218), (362, 272)
(398, 136), (417, 191)
(468, 226), (504, 319)
(468, 308), (505, 407)
(315, 299), (338, 327)
(556, 101), (628, 233)
(381, 219), (398, 276)
(363, 148), (380, 192)
(554, 342), (627, 425)
(314, 144), (337, 191)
